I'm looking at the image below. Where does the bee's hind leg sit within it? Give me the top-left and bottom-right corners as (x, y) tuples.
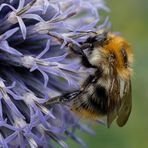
(46, 91), (80, 105)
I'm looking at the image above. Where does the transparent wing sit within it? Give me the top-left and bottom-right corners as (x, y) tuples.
(107, 64), (132, 128)
(116, 79), (132, 127)
(107, 76), (121, 128)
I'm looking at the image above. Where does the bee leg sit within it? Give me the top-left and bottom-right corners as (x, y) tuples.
(81, 69), (102, 91)
(46, 91), (80, 105)
(48, 31), (95, 68)
(81, 43), (93, 50)
(68, 43), (86, 56)
(46, 96), (62, 105)
(68, 41), (94, 57)
(68, 43), (96, 68)
(80, 75), (96, 91)
(47, 73), (98, 105)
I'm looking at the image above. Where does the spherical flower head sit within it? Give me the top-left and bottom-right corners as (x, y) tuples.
(0, 0), (108, 147)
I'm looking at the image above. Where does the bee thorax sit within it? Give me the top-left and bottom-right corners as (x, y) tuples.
(87, 47), (102, 67)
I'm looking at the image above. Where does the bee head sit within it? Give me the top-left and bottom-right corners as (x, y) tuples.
(81, 31), (108, 68)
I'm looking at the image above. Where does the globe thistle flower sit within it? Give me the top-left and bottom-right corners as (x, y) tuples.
(0, 0), (108, 147)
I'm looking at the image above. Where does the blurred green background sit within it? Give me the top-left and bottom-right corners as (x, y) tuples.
(68, 0), (148, 148)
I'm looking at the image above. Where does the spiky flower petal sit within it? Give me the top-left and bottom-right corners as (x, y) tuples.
(0, 0), (108, 147)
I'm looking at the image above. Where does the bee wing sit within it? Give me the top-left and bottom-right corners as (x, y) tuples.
(116, 79), (132, 127)
(107, 76), (121, 128)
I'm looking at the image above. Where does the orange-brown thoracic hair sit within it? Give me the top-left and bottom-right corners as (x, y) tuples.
(87, 32), (133, 80)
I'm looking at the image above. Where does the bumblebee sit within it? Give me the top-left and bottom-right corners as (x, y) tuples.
(47, 30), (133, 127)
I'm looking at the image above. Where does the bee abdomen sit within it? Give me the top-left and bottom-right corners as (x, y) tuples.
(92, 86), (108, 114)
(73, 85), (108, 116)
